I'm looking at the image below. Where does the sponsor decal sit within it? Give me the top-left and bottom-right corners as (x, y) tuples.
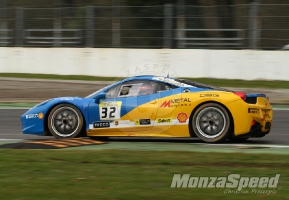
(200, 94), (219, 97)
(109, 120), (131, 127)
(99, 101), (122, 107)
(134, 119), (151, 125)
(38, 112), (44, 119)
(26, 113), (44, 119)
(156, 118), (172, 123)
(170, 174), (280, 195)
(99, 101), (122, 120)
(160, 98), (191, 108)
(60, 97), (74, 101)
(93, 121), (110, 128)
(248, 108), (260, 114)
(177, 112), (188, 123)
(26, 114), (38, 119)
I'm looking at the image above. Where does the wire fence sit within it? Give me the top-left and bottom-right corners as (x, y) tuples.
(0, 4), (288, 49)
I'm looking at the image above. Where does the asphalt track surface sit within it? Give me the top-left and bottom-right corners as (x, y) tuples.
(0, 108), (288, 144)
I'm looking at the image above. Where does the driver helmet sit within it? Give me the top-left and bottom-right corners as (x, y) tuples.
(138, 84), (153, 95)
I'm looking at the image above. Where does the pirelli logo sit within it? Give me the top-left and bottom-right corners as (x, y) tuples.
(26, 138), (105, 148)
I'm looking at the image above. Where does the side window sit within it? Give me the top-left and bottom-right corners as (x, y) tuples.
(119, 84), (142, 97)
(106, 81), (177, 98)
(118, 81), (157, 97)
(155, 82), (177, 93)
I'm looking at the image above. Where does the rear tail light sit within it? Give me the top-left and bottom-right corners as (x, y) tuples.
(233, 92), (246, 101)
(252, 120), (256, 126)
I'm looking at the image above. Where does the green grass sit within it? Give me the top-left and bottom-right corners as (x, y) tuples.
(1, 73), (289, 89)
(0, 150), (288, 199)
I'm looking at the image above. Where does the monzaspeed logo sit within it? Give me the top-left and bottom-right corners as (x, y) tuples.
(170, 174), (280, 191)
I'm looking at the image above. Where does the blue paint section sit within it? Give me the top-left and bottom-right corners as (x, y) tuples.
(21, 97), (91, 135)
(246, 93), (267, 98)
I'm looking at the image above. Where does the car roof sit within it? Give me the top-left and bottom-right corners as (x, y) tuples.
(123, 75), (168, 81)
(121, 75), (232, 92)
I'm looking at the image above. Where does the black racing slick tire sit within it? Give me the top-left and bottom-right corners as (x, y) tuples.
(48, 104), (84, 139)
(192, 103), (231, 143)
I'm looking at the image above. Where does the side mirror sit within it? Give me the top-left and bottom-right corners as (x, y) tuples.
(95, 92), (106, 103)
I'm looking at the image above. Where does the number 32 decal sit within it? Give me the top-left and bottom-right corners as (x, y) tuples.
(99, 101), (122, 120)
(101, 107), (116, 118)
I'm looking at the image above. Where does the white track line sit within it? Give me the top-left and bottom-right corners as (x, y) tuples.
(0, 139), (21, 141)
(273, 108), (289, 111)
(206, 143), (289, 148)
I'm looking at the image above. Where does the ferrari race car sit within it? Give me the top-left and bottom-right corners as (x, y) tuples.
(21, 75), (273, 143)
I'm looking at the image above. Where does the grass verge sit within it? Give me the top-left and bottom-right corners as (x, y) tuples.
(0, 150), (288, 199)
(1, 73), (289, 89)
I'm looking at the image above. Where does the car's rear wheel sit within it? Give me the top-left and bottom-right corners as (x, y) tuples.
(48, 104), (84, 139)
(192, 103), (231, 143)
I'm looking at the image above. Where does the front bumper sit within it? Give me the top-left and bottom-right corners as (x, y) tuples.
(21, 111), (46, 135)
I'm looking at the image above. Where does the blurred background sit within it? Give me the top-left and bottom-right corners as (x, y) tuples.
(0, 0), (288, 50)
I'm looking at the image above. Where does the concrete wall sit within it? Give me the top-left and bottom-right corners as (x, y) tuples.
(0, 48), (288, 80)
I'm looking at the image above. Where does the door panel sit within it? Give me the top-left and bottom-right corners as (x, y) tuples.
(88, 91), (159, 134)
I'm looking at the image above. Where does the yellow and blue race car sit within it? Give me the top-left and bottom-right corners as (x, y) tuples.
(21, 75), (273, 143)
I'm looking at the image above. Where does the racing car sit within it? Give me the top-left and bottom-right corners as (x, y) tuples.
(21, 75), (273, 143)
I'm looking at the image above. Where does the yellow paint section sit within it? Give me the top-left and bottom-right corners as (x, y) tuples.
(88, 91), (273, 138)
(226, 96), (273, 135)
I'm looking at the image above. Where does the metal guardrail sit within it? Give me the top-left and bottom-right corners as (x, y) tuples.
(0, 3), (288, 49)
(0, 29), (13, 45)
(24, 29), (82, 45)
(176, 29), (245, 48)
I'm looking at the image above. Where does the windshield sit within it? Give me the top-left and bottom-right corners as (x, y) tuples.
(85, 82), (119, 98)
(85, 88), (103, 98)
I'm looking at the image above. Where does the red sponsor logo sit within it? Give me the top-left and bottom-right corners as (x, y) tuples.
(160, 100), (171, 108)
(160, 98), (191, 108)
(177, 112), (188, 123)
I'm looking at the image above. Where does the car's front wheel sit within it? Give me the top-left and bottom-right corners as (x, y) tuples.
(48, 104), (84, 139)
(191, 103), (231, 143)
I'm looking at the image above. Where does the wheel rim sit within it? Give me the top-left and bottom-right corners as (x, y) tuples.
(195, 107), (226, 139)
(51, 106), (80, 137)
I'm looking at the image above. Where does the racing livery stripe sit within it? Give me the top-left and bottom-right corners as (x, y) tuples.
(89, 119), (189, 129)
